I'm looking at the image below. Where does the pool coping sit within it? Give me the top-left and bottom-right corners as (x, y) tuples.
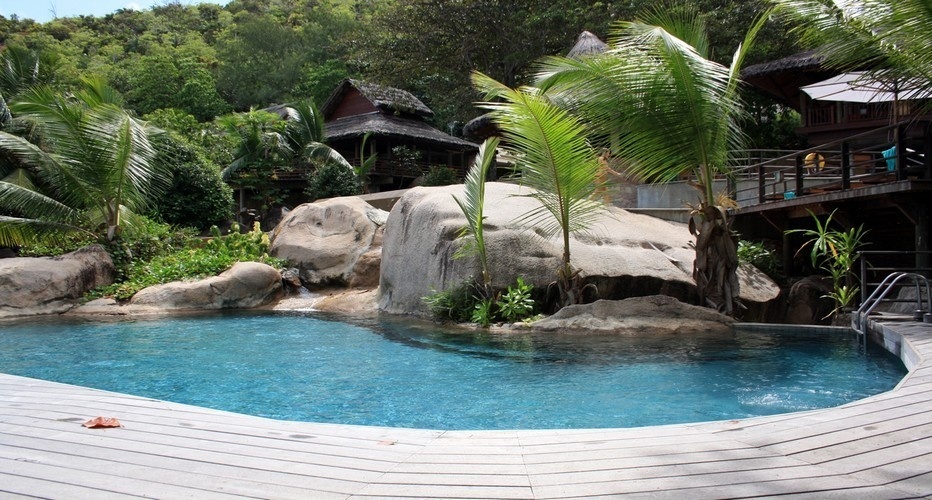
(1, 319), (930, 498)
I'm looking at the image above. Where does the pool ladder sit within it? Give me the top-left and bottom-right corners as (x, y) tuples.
(852, 272), (932, 348)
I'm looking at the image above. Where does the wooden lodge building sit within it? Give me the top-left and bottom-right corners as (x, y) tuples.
(321, 79), (478, 192)
(736, 53), (932, 285)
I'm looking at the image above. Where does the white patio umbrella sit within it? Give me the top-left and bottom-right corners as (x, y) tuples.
(801, 71), (932, 123)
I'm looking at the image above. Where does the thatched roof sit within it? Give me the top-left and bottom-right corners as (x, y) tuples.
(741, 50), (825, 79)
(741, 50), (834, 109)
(567, 31), (607, 59)
(325, 113), (478, 151)
(463, 113), (499, 142)
(321, 79), (434, 119)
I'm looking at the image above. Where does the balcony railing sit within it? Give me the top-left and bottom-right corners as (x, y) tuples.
(729, 120), (932, 206)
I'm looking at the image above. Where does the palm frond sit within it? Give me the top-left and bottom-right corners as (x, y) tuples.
(0, 215), (90, 247)
(0, 180), (79, 223)
(0, 167), (36, 190)
(472, 72), (604, 242)
(536, 12), (760, 206)
(452, 137), (499, 290)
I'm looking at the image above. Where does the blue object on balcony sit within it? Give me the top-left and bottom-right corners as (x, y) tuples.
(883, 146), (897, 171)
(783, 191), (796, 199)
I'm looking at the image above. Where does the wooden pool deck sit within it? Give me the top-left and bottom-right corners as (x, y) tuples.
(1, 320), (931, 499)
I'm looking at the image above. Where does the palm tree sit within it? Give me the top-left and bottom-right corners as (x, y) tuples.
(0, 46), (58, 130)
(533, 6), (769, 316)
(772, 0), (931, 96)
(0, 77), (168, 247)
(219, 101), (362, 216)
(452, 137), (500, 297)
(472, 72), (606, 307)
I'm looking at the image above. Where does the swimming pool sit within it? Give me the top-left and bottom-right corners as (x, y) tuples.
(0, 311), (906, 430)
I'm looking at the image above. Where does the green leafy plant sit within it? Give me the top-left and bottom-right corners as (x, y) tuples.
(423, 165), (458, 186)
(305, 161), (362, 201)
(473, 72), (606, 307)
(452, 138), (499, 297)
(391, 145), (422, 176)
(471, 298), (494, 327)
(737, 240), (780, 279)
(423, 276), (538, 326)
(496, 277), (535, 323)
(787, 209), (869, 317)
(93, 222), (283, 301)
(421, 283), (482, 323)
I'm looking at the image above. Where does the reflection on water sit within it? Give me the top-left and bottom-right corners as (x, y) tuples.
(0, 311), (907, 430)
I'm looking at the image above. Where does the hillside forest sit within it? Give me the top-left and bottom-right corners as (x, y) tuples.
(1, 0), (803, 137)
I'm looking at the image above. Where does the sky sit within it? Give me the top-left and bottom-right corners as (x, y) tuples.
(1, 1), (231, 23)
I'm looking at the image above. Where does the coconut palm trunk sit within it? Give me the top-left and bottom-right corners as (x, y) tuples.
(691, 204), (740, 315)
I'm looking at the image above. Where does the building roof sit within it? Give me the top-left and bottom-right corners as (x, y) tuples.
(741, 50), (834, 109)
(325, 113), (478, 151)
(741, 50), (825, 79)
(567, 31), (608, 59)
(321, 79), (434, 119)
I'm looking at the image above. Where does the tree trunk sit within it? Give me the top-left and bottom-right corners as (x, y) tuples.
(690, 204), (740, 316)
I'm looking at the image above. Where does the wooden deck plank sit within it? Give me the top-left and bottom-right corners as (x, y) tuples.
(0, 411), (420, 466)
(0, 472), (143, 500)
(0, 433), (373, 498)
(0, 457), (252, 499)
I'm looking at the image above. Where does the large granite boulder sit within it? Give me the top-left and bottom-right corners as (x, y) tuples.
(0, 245), (114, 318)
(128, 261), (282, 310)
(783, 276), (835, 325)
(269, 196), (388, 288)
(531, 296), (734, 335)
(379, 183), (780, 318)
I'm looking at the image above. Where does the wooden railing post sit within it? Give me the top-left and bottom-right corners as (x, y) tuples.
(758, 163), (766, 203)
(841, 141), (851, 189)
(795, 154), (805, 195)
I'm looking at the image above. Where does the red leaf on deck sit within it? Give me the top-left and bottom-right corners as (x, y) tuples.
(82, 416), (123, 428)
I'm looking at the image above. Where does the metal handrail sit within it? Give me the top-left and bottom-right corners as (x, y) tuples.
(852, 272), (931, 347)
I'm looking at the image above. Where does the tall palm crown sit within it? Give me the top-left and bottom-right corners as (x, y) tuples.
(530, 6), (769, 314)
(0, 78), (168, 246)
(773, 0), (932, 92)
(535, 6), (764, 206)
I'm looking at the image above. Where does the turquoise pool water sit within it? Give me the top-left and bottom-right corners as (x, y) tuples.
(0, 312), (907, 430)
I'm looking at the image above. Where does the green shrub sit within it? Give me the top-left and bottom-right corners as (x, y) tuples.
(423, 165), (458, 186)
(423, 277), (538, 326)
(149, 136), (234, 231)
(17, 232), (98, 257)
(104, 219), (199, 283)
(305, 162), (362, 201)
(737, 240), (780, 279)
(92, 222), (284, 301)
(495, 277), (535, 322)
(422, 282), (483, 323)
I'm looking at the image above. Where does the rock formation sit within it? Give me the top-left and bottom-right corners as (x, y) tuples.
(0, 245), (114, 318)
(126, 261), (282, 310)
(269, 196), (387, 288)
(379, 183), (780, 318)
(531, 295), (734, 335)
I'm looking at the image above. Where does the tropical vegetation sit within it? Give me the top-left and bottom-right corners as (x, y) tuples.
(787, 210), (869, 318)
(473, 72), (606, 307)
(772, 0), (932, 101)
(532, 5), (769, 315)
(452, 138), (500, 298)
(0, 77), (169, 246)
